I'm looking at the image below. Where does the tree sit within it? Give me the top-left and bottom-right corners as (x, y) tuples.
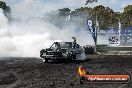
(0, 1), (11, 20)
(47, 5), (132, 30)
(123, 5), (132, 27)
(58, 8), (71, 16)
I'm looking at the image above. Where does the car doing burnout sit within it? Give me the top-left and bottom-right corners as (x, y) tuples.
(40, 42), (86, 62)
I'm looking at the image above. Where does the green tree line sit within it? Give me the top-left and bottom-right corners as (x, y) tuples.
(58, 5), (132, 30)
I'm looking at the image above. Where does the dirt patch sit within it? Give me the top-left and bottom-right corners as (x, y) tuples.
(0, 73), (17, 85)
(0, 57), (132, 88)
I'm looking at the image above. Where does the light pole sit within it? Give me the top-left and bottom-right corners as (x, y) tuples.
(118, 12), (121, 46)
(95, 11), (99, 46)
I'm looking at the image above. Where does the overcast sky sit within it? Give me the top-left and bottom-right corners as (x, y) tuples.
(5, 0), (132, 12)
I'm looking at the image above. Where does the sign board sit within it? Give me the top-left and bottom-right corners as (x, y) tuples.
(108, 35), (120, 46)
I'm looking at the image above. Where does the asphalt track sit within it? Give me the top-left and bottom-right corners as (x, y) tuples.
(0, 55), (132, 88)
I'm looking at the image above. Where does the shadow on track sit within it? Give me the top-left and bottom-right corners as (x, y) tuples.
(41, 59), (86, 64)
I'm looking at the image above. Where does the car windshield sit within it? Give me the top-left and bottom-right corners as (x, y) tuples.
(59, 43), (72, 48)
(50, 42), (72, 49)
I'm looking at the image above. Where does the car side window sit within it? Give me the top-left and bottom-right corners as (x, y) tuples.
(76, 44), (80, 48)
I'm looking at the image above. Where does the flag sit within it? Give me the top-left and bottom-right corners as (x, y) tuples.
(118, 19), (121, 45)
(65, 15), (70, 20)
(87, 19), (97, 44)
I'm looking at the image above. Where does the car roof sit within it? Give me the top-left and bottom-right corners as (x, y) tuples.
(54, 42), (74, 43)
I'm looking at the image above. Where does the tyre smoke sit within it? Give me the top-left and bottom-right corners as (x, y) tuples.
(0, 0), (106, 57)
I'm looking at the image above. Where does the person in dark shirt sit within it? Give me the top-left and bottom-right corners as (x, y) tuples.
(72, 37), (77, 48)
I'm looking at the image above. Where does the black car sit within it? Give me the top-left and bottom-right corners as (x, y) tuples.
(40, 42), (86, 63)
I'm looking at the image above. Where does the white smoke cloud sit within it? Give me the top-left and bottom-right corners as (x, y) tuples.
(0, 9), (8, 37)
(0, 0), (107, 57)
(9, 0), (55, 20)
(0, 9), (8, 28)
(0, 0), (5, 2)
